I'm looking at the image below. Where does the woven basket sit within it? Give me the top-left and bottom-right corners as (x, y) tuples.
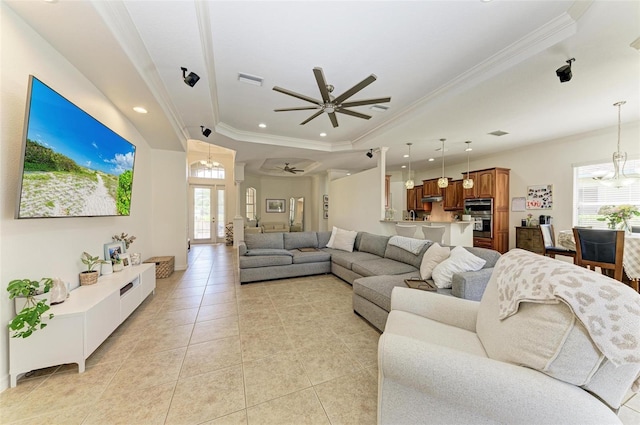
(144, 256), (175, 279)
(79, 271), (99, 286)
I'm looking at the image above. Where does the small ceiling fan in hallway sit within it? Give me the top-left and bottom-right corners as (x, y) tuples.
(273, 67), (391, 128)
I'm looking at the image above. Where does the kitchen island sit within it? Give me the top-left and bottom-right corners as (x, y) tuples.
(381, 220), (474, 247)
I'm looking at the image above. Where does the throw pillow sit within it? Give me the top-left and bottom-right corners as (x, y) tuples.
(419, 243), (450, 280)
(432, 246), (486, 288)
(331, 228), (358, 252)
(326, 226), (339, 248)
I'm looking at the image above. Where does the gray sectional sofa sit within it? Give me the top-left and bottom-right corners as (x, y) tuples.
(238, 230), (501, 331)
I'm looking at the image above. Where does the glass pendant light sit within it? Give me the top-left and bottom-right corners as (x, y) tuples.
(593, 101), (638, 188)
(404, 143), (414, 189)
(437, 138), (448, 189)
(463, 141), (474, 189)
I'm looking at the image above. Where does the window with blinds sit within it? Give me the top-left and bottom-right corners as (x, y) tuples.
(246, 187), (256, 219)
(574, 159), (640, 228)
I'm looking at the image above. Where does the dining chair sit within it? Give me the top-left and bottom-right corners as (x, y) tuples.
(539, 224), (576, 263)
(395, 224), (417, 238)
(421, 225), (445, 244)
(572, 228), (625, 282)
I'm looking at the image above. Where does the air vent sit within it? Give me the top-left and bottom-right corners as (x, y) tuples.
(370, 104), (389, 112)
(488, 130), (509, 136)
(238, 73), (263, 86)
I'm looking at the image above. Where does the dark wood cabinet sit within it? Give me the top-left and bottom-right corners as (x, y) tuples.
(406, 185), (425, 212)
(462, 172), (478, 199)
(516, 226), (544, 254)
(476, 170), (495, 198)
(443, 180), (463, 211)
(422, 179), (443, 198)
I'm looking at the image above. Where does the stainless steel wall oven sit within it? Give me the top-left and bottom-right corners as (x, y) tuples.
(464, 198), (493, 238)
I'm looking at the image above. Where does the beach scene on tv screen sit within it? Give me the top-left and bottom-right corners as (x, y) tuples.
(18, 77), (136, 218)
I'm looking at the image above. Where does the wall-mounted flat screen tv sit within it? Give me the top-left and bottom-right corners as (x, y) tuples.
(16, 76), (136, 218)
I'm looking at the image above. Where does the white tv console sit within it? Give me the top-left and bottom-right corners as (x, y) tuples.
(9, 263), (156, 387)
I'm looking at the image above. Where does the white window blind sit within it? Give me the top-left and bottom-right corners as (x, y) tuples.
(574, 159), (640, 228)
(246, 187), (256, 219)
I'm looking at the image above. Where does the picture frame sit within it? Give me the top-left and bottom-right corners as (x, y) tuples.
(266, 198), (286, 213)
(323, 194), (329, 203)
(104, 241), (125, 264)
(323, 210), (329, 219)
(119, 253), (131, 268)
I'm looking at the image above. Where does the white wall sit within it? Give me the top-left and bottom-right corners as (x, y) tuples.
(0, 4), (184, 390)
(151, 150), (188, 269)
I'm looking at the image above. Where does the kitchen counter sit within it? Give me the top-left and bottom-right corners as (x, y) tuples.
(381, 220), (474, 246)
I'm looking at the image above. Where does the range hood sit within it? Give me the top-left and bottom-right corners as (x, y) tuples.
(421, 196), (443, 203)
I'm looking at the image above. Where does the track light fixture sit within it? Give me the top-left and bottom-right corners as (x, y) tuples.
(366, 149), (373, 159)
(181, 67), (200, 87)
(200, 126), (211, 137)
(556, 58), (575, 83)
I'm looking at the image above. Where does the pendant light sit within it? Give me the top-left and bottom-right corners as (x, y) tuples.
(463, 141), (474, 189)
(437, 138), (448, 189)
(404, 143), (415, 189)
(593, 101), (637, 188)
(200, 143), (219, 168)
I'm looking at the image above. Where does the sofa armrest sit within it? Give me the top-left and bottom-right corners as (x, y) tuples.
(451, 267), (494, 301)
(378, 333), (621, 425)
(238, 242), (247, 256)
(390, 287), (478, 332)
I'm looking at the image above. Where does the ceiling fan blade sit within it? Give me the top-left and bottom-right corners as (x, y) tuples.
(313, 67), (331, 103)
(340, 97), (391, 108)
(273, 86), (321, 105)
(332, 74), (377, 104)
(336, 109), (372, 120)
(328, 112), (339, 128)
(274, 106), (321, 112)
(300, 110), (324, 125)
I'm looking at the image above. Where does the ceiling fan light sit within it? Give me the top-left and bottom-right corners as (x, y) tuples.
(437, 177), (449, 189)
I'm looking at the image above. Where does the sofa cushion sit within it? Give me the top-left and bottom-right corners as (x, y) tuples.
(245, 249), (293, 257)
(327, 250), (380, 270)
(432, 246), (486, 289)
(476, 255), (638, 409)
(245, 232), (284, 250)
(358, 232), (390, 257)
(327, 227), (357, 252)
(352, 258), (417, 277)
(317, 231), (332, 248)
(384, 242), (432, 269)
(461, 246), (501, 268)
(291, 249), (331, 264)
(239, 255), (292, 269)
(419, 243), (450, 280)
(284, 232), (318, 250)
(353, 273), (417, 312)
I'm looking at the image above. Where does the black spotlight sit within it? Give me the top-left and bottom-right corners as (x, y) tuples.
(556, 58), (575, 83)
(200, 126), (211, 137)
(181, 67), (200, 87)
(366, 149), (373, 158)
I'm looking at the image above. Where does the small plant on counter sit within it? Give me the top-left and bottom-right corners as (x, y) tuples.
(80, 252), (108, 286)
(112, 232), (136, 250)
(7, 278), (54, 338)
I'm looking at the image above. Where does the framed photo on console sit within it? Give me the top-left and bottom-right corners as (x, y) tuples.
(104, 241), (125, 264)
(119, 253), (131, 268)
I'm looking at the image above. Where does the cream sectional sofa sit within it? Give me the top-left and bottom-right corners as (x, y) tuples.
(378, 249), (639, 424)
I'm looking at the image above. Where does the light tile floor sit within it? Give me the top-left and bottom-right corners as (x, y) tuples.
(1, 243), (638, 424)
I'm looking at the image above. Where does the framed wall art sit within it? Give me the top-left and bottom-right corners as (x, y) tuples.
(266, 199), (286, 213)
(526, 185), (553, 210)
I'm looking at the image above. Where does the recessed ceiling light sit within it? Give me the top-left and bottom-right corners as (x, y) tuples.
(370, 104), (389, 112)
(403, 154), (409, 158)
(347, 173), (351, 176)
(428, 158), (435, 162)
(133, 106), (147, 114)
(401, 165), (407, 169)
(258, 123), (267, 128)
(320, 132), (327, 137)
(43, 0), (58, 3)
(238, 73), (264, 86)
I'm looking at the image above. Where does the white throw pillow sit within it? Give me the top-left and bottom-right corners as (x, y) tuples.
(432, 246), (486, 288)
(419, 243), (450, 280)
(331, 228), (358, 252)
(326, 226), (339, 248)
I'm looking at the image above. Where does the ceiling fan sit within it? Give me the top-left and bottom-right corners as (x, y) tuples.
(277, 163), (305, 174)
(273, 67), (391, 128)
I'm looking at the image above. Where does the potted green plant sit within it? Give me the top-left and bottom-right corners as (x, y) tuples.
(7, 278), (54, 338)
(462, 208), (472, 222)
(80, 252), (107, 285)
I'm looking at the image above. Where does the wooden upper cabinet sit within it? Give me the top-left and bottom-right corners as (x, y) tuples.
(406, 185), (425, 211)
(422, 179), (442, 197)
(476, 170), (495, 198)
(443, 180), (462, 211)
(415, 185), (424, 211)
(462, 172), (478, 199)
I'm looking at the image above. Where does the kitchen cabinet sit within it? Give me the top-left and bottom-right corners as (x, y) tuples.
(406, 185), (425, 212)
(444, 180), (463, 211)
(476, 170), (495, 198)
(462, 172), (478, 199)
(422, 179), (443, 198)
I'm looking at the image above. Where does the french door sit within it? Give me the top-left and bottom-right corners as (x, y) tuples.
(190, 185), (225, 244)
